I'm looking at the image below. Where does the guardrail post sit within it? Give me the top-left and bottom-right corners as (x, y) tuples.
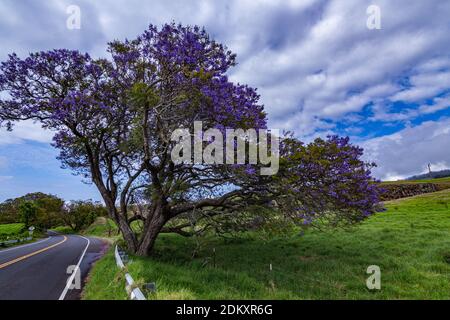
(114, 245), (147, 300)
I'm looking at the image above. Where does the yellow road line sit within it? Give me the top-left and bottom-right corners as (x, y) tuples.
(0, 236), (67, 270)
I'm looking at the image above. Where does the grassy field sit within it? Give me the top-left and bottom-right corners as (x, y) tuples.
(83, 189), (450, 300)
(0, 223), (25, 236)
(0, 223), (41, 247)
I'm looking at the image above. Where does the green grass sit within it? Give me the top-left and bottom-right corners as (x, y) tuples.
(83, 189), (450, 300)
(0, 223), (25, 236)
(51, 217), (119, 239)
(83, 217), (121, 238)
(51, 225), (77, 234)
(0, 223), (45, 248)
(53, 216), (143, 239)
(82, 249), (129, 300)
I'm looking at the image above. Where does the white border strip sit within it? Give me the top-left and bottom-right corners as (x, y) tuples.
(115, 245), (125, 269)
(58, 235), (91, 300)
(114, 245), (146, 300)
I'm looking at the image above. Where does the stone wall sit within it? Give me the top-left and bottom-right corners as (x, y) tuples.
(380, 183), (439, 201)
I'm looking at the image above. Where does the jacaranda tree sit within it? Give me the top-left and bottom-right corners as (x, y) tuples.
(0, 23), (381, 255)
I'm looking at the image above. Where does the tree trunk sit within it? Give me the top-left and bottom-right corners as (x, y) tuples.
(136, 210), (167, 256)
(118, 218), (138, 253)
(96, 183), (138, 252)
(106, 206), (138, 253)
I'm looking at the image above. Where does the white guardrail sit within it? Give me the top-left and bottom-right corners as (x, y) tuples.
(0, 236), (32, 246)
(114, 245), (146, 300)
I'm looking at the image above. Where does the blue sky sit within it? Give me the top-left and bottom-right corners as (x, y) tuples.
(1, 0), (450, 202)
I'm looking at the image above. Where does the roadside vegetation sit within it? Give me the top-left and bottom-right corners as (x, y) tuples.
(0, 222), (44, 247)
(82, 187), (450, 300)
(2, 183), (449, 299)
(0, 223), (24, 236)
(0, 193), (107, 248)
(0, 192), (107, 234)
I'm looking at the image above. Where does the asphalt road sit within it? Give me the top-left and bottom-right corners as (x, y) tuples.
(0, 232), (107, 300)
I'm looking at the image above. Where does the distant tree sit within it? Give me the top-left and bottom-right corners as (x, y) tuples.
(0, 199), (18, 224)
(61, 200), (107, 232)
(18, 201), (38, 228)
(34, 195), (65, 229)
(0, 193), (64, 228)
(0, 23), (382, 256)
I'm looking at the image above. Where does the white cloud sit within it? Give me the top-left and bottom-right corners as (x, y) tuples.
(2, 0), (450, 137)
(418, 95), (450, 114)
(0, 120), (54, 145)
(391, 71), (450, 102)
(362, 118), (450, 180)
(370, 93), (450, 122)
(1, 0), (450, 181)
(221, 0), (450, 137)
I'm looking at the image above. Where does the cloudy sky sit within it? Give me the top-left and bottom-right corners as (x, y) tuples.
(1, 0), (450, 201)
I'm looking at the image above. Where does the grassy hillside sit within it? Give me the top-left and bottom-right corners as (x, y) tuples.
(52, 216), (141, 240)
(0, 223), (24, 236)
(83, 189), (450, 300)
